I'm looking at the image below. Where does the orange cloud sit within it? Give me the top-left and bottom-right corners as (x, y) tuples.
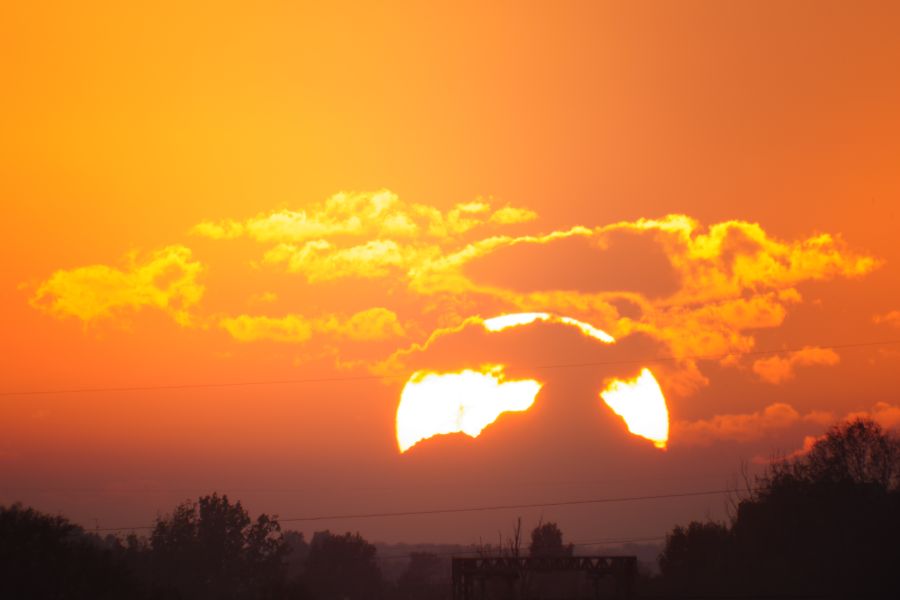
(263, 239), (421, 282)
(220, 308), (405, 344)
(675, 401), (900, 450)
(220, 314), (314, 343)
(874, 310), (900, 329)
(30, 245), (204, 326)
(845, 402), (900, 430)
(673, 403), (835, 447)
(30, 192), (882, 453)
(777, 402), (900, 459)
(317, 307), (406, 341)
(192, 190), (535, 243)
(751, 346), (841, 384)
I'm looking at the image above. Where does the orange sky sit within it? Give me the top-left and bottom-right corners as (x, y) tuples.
(2, 1), (900, 544)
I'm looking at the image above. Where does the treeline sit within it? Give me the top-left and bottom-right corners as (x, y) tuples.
(647, 418), (900, 598)
(0, 495), (573, 600)
(0, 493), (444, 600)
(3, 418), (899, 599)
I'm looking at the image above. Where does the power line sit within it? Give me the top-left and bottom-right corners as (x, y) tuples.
(2, 338), (898, 398)
(0, 473), (730, 495)
(89, 488), (738, 532)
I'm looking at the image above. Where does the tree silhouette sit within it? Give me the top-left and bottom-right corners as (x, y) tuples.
(527, 521), (573, 557)
(150, 492), (290, 599)
(305, 530), (383, 600)
(0, 503), (141, 599)
(658, 521), (730, 594)
(659, 418), (900, 597)
(396, 551), (445, 600)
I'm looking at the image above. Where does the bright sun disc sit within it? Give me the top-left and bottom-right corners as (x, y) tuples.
(482, 312), (614, 343)
(396, 366), (542, 452)
(600, 368), (670, 449)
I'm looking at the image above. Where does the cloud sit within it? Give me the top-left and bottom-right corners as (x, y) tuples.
(31, 191), (882, 452)
(845, 402), (900, 430)
(781, 402), (900, 459)
(489, 206), (538, 225)
(192, 190), (536, 243)
(598, 216), (878, 304)
(874, 310), (900, 329)
(220, 308), (405, 343)
(316, 307), (406, 341)
(197, 197), (873, 401)
(263, 239), (422, 282)
(676, 400), (900, 450)
(220, 314), (314, 343)
(673, 403), (834, 447)
(30, 245), (203, 325)
(752, 346), (841, 384)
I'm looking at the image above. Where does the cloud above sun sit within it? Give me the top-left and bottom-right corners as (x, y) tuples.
(27, 189), (891, 451)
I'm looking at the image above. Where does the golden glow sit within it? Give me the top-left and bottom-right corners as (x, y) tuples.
(482, 312), (615, 343)
(600, 368), (670, 449)
(396, 366), (542, 453)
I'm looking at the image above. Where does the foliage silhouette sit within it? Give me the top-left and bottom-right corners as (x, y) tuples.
(395, 551), (446, 600)
(528, 521), (573, 558)
(658, 418), (900, 597)
(149, 492), (295, 599)
(305, 530), (383, 600)
(0, 502), (142, 599)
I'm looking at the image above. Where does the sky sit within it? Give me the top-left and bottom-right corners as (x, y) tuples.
(2, 1), (900, 545)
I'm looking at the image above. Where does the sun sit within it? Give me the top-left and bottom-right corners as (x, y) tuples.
(600, 368), (670, 449)
(396, 365), (542, 452)
(395, 313), (670, 452)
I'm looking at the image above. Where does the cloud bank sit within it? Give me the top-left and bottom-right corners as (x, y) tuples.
(29, 190), (882, 450)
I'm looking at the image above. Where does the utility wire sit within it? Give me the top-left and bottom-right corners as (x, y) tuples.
(2, 338), (898, 398)
(88, 488), (738, 532)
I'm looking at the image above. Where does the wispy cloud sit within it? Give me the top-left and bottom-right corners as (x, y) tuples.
(220, 307), (405, 344)
(673, 403), (834, 447)
(752, 346), (841, 384)
(30, 245), (203, 326)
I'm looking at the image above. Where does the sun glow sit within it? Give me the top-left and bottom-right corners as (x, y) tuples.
(600, 368), (670, 449)
(396, 366), (542, 452)
(482, 312), (615, 343)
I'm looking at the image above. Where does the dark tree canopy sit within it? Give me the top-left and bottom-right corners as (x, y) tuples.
(305, 530), (382, 600)
(396, 551), (445, 599)
(781, 417), (900, 490)
(0, 503), (140, 600)
(527, 522), (573, 558)
(658, 418), (900, 597)
(150, 493), (290, 599)
(658, 521), (730, 593)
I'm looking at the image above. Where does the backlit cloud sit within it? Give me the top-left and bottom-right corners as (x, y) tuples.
(220, 307), (405, 343)
(192, 190), (536, 243)
(752, 346), (841, 384)
(673, 403), (834, 447)
(220, 314), (313, 343)
(30, 190), (882, 453)
(874, 310), (900, 329)
(30, 245), (203, 325)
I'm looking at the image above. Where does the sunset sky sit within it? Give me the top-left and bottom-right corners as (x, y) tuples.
(3, 1), (900, 545)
